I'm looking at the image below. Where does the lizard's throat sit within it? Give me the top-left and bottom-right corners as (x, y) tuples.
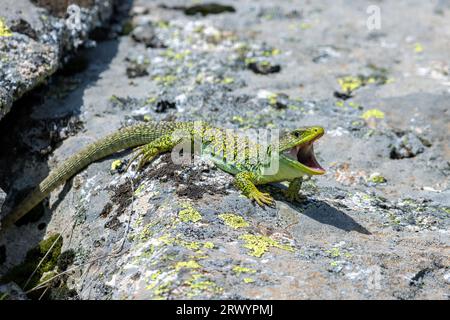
(283, 140), (325, 174)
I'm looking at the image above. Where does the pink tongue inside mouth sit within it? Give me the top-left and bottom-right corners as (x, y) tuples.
(296, 143), (324, 171)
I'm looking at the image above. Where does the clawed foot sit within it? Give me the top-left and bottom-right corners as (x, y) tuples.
(249, 190), (275, 207)
(126, 145), (157, 172)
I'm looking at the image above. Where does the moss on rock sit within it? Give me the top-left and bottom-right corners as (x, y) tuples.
(0, 234), (63, 292)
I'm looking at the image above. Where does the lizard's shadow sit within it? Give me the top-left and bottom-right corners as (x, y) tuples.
(268, 186), (371, 235)
(286, 199), (371, 235)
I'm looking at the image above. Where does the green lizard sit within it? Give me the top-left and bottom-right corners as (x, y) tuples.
(1, 121), (325, 229)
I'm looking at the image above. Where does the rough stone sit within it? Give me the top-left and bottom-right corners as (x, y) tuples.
(0, 188), (5, 212)
(0, 282), (28, 300)
(0, 0), (449, 300)
(0, 0), (115, 121)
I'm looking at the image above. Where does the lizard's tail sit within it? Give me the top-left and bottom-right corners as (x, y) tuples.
(1, 122), (168, 230)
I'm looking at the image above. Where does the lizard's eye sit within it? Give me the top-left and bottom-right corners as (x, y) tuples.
(293, 131), (301, 138)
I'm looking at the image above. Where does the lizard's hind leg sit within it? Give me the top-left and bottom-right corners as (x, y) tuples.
(127, 135), (179, 171)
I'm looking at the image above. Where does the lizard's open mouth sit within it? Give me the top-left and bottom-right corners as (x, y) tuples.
(283, 136), (325, 174)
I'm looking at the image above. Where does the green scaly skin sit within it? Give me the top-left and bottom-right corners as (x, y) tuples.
(1, 121), (325, 229)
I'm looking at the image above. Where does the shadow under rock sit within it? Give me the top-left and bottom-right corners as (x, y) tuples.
(0, 1), (133, 230)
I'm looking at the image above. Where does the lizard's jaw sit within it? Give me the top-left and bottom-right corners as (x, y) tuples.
(283, 136), (325, 174)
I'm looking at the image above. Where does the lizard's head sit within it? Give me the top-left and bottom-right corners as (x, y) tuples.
(278, 126), (325, 175)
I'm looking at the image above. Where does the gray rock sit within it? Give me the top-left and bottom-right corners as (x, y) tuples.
(390, 132), (427, 159)
(0, 0), (449, 300)
(0, 188), (5, 211)
(0, 0), (115, 121)
(0, 282), (28, 300)
(131, 24), (166, 48)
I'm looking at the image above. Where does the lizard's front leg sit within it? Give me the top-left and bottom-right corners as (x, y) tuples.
(127, 135), (179, 171)
(234, 172), (274, 206)
(283, 177), (306, 202)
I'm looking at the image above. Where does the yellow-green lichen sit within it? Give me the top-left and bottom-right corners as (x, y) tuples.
(149, 231), (215, 257)
(184, 273), (222, 297)
(178, 203), (202, 223)
(348, 101), (361, 109)
(232, 266), (256, 275)
(193, 252), (209, 260)
(414, 42), (424, 53)
(150, 270), (161, 281)
(139, 223), (157, 241)
(300, 22), (312, 30)
(203, 242), (215, 249)
(153, 282), (172, 299)
(157, 20), (170, 29)
(138, 245), (155, 260)
(0, 18), (12, 37)
(164, 49), (191, 61)
(174, 260), (201, 271)
(326, 247), (352, 260)
(243, 277), (255, 284)
(154, 74), (177, 86)
(244, 57), (256, 65)
(218, 213), (249, 229)
(110, 159), (122, 171)
(239, 234), (294, 257)
(267, 93), (278, 106)
(222, 77), (234, 85)
(335, 100), (345, 108)
(386, 77), (395, 84)
(134, 183), (146, 196)
(388, 212), (401, 225)
(263, 48), (281, 56)
(109, 94), (124, 105)
(326, 247), (341, 258)
(189, 279), (215, 291)
(338, 76), (363, 92)
(157, 234), (176, 246)
(369, 173), (387, 184)
(361, 109), (385, 120)
(179, 240), (201, 251)
(231, 115), (246, 125)
(145, 96), (157, 104)
(145, 269), (164, 291)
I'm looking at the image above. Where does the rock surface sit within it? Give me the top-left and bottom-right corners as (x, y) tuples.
(0, 282), (28, 300)
(0, 0), (115, 120)
(0, 0), (449, 300)
(0, 188), (5, 212)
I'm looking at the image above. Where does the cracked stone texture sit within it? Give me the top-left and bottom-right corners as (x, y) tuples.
(0, 0), (449, 299)
(0, 0), (115, 120)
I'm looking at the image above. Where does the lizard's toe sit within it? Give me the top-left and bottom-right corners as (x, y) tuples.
(126, 151), (143, 171)
(137, 154), (152, 171)
(250, 191), (275, 207)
